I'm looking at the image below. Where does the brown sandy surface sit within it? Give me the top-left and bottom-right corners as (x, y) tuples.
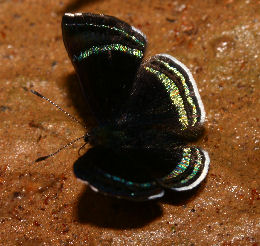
(0, 0), (259, 245)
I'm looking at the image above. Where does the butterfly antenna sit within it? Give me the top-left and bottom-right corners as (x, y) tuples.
(35, 135), (86, 162)
(31, 90), (91, 163)
(31, 90), (87, 129)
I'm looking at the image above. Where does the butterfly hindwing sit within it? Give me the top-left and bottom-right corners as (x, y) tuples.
(62, 13), (147, 123)
(73, 147), (164, 201)
(157, 146), (210, 191)
(73, 145), (210, 199)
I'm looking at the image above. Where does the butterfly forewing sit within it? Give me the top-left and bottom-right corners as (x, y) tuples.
(123, 54), (206, 140)
(62, 13), (147, 123)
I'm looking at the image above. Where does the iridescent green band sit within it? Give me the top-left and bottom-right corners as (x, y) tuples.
(163, 148), (191, 180)
(180, 148), (202, 184)
(157, 59), (198, 126)
(76, 44), (143, 61)
(104, 172), (155, 188)
(145, 66), (189, 129)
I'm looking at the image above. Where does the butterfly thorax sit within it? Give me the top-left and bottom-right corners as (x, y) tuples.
(87, 126), (128, 147)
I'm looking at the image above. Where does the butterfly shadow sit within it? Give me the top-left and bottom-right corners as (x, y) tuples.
(58, 0), (104, 15)
(161, 184), (206, 206)
(74, 185), (201, 229)
(75, 187), (162, 229)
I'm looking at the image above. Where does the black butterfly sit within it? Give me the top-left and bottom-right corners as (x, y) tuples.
(49, 13), (209, 201)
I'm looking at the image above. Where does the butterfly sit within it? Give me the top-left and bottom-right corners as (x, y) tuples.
(57, 13), (210, 201)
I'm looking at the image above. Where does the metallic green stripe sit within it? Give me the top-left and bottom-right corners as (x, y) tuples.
(76, 44), (143, 61)
(164, 148), (191, 180)
(158, 60), (198, 126)
(104, 172), (155, 188)
(85, 23), (145, 47)
(145, 66), (189, 129)
(181, 148), (202, 184)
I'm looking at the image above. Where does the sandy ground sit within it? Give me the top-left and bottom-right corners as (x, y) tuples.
(0, 0), (259, 245)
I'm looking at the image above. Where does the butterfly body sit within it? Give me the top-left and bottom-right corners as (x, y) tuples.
(62, 13), (210, 201)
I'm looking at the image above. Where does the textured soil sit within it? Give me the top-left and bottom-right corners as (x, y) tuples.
(0, 0), (259, 245)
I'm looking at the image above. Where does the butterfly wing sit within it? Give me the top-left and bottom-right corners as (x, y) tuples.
(74, 145), (210, 199)
(123, 54), (206, 140)
(73, 147), (164, 201)
(157, 146), (210, 191)
(62, 13), (147, 123)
